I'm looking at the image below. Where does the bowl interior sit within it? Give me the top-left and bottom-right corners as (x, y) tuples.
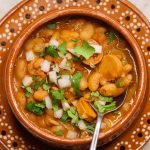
(5, 9), (147, 145)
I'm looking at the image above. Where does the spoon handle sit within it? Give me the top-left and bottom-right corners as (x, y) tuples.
(90, 115), (103, 150)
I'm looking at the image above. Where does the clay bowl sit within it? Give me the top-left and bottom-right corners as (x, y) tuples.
(4, 9), (147, 149)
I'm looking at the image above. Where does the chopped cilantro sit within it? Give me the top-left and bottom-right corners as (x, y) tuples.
(66, 61), (71, 67)
(26, 101), (46, 115)
(51, 90), (65, 101)
(115, 79), (124, 88)
(43, 84), (50, 93)
(74, 40), (95, 59)
(72, 56), (81, 62)
(91, 91), (100, 97)
(52, 100), (59, 112)
(45, 45), (59, 57)
(71, 39), (78, 43)
(71, 72), (82, 98)
(25, 87), (32, 98)
(32, 78), (48, 91)
(39, 52), (45, 58)
(51, 90), (66, 111)
(94, 101), (116, 114)
(91, 91), (113, 102)
(58, 41), (67, 56)
(32, 82), (40, 91)
(67, 107), (79, 124)
(47, 23), (57, 29)
(53, 130), (64, 136)
(87, 123), (96, 134)
(61, 111), (69, 123)
(32, 76), (38, 81)
(107, 32), (116, 45)
(99, 95), (113, 102)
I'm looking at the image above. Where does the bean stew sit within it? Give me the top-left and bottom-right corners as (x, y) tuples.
(14, 17), (137, 139)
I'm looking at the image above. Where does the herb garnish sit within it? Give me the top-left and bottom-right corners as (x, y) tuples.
(25, 87), (32, 98)
(72, 56), (82, 62)
(74, 40), (95, 59)
(94, 101), (116, 114)
(47, 23), (57, 29)
(71, 72), (82, 98)
(87, 123), (96, 134)
(61, 111), (69, 123)
(42, 84), (50, 93)
(53, 130), (64, 136)
(26, 101), (46, 115)
(58, 41), (67, 56)
(51, 90), (66, 111)
(107, 32), (116, 45)
(115, 79), (124, 88)
(67, 107), (79, 124)
(45, 45), (59, 58)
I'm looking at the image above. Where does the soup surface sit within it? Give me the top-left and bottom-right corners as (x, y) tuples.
(14, 17), (137, 139)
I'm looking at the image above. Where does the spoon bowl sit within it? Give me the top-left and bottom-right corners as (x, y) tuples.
(90, 92), (126, 150)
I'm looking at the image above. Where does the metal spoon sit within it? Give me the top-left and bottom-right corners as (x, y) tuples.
(90, 93), (126, 150)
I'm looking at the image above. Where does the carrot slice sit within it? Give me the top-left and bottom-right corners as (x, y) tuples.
(99, 54), (123, 82)
(76, 98), (97, 122)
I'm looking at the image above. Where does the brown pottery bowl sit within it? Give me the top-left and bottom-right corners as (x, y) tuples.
(4, 8), (147, 149)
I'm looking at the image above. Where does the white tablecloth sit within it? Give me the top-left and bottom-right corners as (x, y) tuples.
(0, 0), (149, 149)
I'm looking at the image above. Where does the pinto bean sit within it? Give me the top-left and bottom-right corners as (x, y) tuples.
(60, 30), (79, 40)
(99, 83), (125, 97)
(88, 72), (101, 91)
(15, 59), (27, 80)
(80, 72), (88, 91)
(99, 55), (123, 82)
(95, 27), (107, 34)
(123, 64), (132, 75)
(24, 38), (45, 53)
(38, 28), (53, 39)
(44, 115), (59, 126)
(122, 74), (133, 87)
(80, 23), (94, 40)
(33, 89), (48, 101)
(33, 58), (44, 69)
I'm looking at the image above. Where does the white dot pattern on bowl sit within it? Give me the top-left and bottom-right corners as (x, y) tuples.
(0, 0), (149, 149)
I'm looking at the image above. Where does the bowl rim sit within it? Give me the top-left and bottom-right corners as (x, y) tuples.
(5, 8), (147, 145)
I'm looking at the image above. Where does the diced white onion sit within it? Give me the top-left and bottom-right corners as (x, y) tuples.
(22, 75), (33, 87)
(65, 53), (72, 59)
(41, 60), (51, 72)
(92, 44), (102, 54)
(88, 39), (102, 54)
(54, 109), (63, 119)
(49, 39), (59, 47)
(49, 71), (57, 84)
(58, 52), (64, 58)
(71, 100), (78, 106)
(62, 101), (70, 111)
(97, 100), (106, 106)
(52, 64), (60, 72)
(78, 120), (87, 130)
(58, 75), (71, 89)
(44, 96), (52, 109)
(26, 51), (35, 61)
(66, 130), (77, 139)
(59, 58), (70, 70)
